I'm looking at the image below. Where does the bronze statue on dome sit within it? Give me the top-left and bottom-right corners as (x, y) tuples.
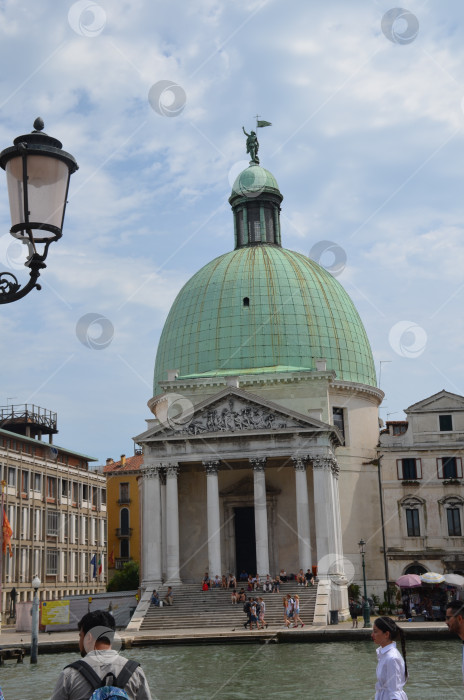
(242, 126), (259, 164)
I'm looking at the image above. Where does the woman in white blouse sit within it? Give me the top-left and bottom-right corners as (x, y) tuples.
(371, 616), (408, 700)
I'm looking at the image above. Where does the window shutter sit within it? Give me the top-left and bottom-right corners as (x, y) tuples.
(458, 458), (463, 479)
(437, 458), (443, 479)
(397, 459), (403, 479)
(416, 459), (422, 479)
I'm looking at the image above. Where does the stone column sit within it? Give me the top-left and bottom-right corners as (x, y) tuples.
(141, 463), (162, 589)
(330, 459), (349, 616)
(292, 456), (312, 571)
(160, 470), (167, 581)
(250, 457), (270, 577)
(312, 455), (336, 574)
(312, 454), (348, 616)
(165, 464), (181, 584)
(203, 460), (222, 579)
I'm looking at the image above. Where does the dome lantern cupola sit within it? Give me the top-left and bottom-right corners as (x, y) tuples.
(229, 124), (283, 249)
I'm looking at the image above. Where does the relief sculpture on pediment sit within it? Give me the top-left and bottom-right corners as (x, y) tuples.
(180, 400), (290, 435)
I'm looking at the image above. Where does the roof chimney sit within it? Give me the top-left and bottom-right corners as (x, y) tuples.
(106, 458), (114, 465)
(120, 454), (126, 466)
(315, 358), (327, 371)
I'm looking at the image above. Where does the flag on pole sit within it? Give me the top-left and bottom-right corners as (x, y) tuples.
(257, 120), (272, 128)
(90, 554), (96, 579)
(2, 508), (13, 557)
(108, 548), (115, 568)
(98, 555), (102, 576)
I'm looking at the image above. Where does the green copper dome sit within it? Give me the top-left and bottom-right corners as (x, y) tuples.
(231, 165), (280, 198)
(153, 244), (377, 393)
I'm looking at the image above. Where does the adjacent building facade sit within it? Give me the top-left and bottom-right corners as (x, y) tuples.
(380, 390), (464, 579)
(0, 404), (107, 621)
(104, 453), (143, 577)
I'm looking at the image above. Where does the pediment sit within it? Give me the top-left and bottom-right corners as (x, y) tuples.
(406, 390), (464, 414)
(135, 386), (340, 443)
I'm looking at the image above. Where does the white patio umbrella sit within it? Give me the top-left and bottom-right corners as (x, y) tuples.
(444, 573), (464, 588)
(420, 572), (445, 584)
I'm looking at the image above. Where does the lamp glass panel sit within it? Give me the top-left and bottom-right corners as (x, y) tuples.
(6, 155), (69, 236)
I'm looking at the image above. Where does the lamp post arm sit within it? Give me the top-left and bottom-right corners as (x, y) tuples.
(0, 251), (48, 304)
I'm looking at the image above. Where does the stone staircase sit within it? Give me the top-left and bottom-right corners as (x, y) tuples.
(140, 582), (318, 630)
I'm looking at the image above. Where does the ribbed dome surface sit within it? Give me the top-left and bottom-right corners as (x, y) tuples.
(153, 245), (376, 394)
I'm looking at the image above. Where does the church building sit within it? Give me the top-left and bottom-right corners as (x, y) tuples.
(134, 131), (385, 619)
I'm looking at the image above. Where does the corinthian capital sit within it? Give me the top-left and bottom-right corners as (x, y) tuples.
(312, 455), (332, 471)
(203, 460), (220, 474)
(141, 462), (161, 479)
(250, 457), (267, 472)
(291, 456), (307, 472)
(165, 463), (180, 478)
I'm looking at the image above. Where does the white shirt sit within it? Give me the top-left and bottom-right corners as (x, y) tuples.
(375, 641), (408, 700)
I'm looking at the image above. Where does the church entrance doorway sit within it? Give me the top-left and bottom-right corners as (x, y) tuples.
(234, 506), (256, 577)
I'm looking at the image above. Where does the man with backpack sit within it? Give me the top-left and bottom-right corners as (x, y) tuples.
(50, 610), (152, 699)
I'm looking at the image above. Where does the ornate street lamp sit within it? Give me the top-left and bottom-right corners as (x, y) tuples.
(30, 574), (41, 664)
(0, 118), (78, 303)
(358, 538), (372, 628)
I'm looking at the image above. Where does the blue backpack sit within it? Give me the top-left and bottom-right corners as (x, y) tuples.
(66, 658), (140, 699)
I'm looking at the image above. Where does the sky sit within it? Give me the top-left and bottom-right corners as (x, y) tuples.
(0, 0), (464, 463)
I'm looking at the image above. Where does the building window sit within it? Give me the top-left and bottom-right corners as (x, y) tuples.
(447, 508), (462, 536)
(119, 483), (130, 504)
(33, 473), (41, 492)
(406, 508), (420, 536)
(120, 508), (130, 535)
(437, 457), (462, 479)
(47, 511), (59, 536)
(46, 477), (57, 500)
(61, 479), (68, 497)
(82, 484), (89, 502)
(404, 563), (427, 576)
(92, 486), (98, 508)
(46, 550), (58, 575)
(333, 407), (345, 439)
(397, 458), (422, 480)
(101, 488), (106, 505)
(401, 496), (424, 537)
(120, 539), (129, 558)
(439, 414), (453, 431)
(7, 467), (16, 487)
(21, 471), (29, 493)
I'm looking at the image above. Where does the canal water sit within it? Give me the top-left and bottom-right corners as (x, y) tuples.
(0, 639), (462, 699)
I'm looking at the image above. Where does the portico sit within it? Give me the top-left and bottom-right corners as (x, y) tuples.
(136, 386), (348, 611)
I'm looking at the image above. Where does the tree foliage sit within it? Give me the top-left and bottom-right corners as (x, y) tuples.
(107, 560), (139, 592)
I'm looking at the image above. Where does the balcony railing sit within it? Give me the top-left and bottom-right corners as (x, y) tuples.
(115, 528), (133, 537)
(115, 557), (132, 570)
(117, 498), (131, 505)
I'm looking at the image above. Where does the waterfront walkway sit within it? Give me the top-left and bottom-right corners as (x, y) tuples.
(0, 619), (450, 654)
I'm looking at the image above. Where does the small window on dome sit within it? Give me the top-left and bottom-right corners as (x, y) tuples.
(243, 297), (250, 307)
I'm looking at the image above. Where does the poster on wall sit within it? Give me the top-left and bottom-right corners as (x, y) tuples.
(41, 600), (70, 625)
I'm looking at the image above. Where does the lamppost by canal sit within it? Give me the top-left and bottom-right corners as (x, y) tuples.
(30, 575), (41, 664)
(0, 118), (78, 304)
(358, 538), (371, 628)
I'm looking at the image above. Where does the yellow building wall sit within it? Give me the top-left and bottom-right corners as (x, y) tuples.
(106, 472), (141, 578)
